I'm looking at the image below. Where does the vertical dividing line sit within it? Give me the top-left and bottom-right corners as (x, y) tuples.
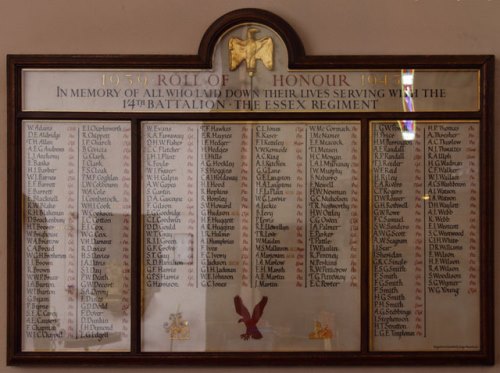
(131, 119), (140, 353)
(8, 73), (23, 357)
(17, 122), (24, 352)
(482, 60), (495, 360)
(361, 119), (370, 353)
(250, 125), (254, 288)
(304, 126), (308, 289)
(15, 120), (25, 353)
(423, 127), (427, 338)
(76, 127), (80, 339)
(196, 127), (199, 288)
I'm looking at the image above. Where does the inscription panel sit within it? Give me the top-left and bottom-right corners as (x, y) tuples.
(23, 69), (479, 113)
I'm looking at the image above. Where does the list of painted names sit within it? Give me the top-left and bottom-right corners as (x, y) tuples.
(142, 122), (361, 292)
(371, 121), (480, 351)
(22, 120), (131, 351)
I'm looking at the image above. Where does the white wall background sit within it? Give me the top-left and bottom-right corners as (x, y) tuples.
(0, 0), (498, 371)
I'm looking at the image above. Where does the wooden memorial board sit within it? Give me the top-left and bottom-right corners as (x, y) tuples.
(7, 8), (494, 365)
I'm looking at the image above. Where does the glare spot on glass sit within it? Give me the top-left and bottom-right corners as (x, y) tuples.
(422, 194), (430, 201)
(401, 120), (416, 141)
(402, 74), (414, 86)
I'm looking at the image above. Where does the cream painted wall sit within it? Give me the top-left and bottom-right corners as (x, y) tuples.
(0, 0), (498, 371)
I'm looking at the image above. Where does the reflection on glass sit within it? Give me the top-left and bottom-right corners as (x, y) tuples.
(399, 69), (416, 141)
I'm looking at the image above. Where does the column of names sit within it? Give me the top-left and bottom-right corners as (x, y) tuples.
(198, 125), (242, 288)
(307, 124), (360, 288)
(142, 123), (195, 290)
(253, 124), (299, 288)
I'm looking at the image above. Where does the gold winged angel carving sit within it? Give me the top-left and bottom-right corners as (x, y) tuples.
(229, 28), (273, 77)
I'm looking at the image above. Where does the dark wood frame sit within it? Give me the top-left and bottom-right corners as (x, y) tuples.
(7, 8), (494, 366)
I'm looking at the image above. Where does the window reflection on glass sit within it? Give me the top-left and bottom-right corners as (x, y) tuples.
(399, 69), (416, 141)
